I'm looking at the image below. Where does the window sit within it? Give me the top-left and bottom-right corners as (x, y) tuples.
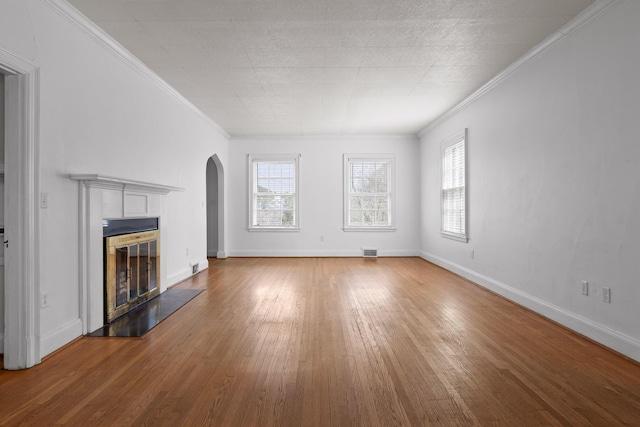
(248, 154), (300, 231)
(344, 154), (395, 231)
(441, 129), (468, 242)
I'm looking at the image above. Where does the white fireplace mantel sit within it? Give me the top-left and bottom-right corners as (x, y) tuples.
(70, 174), (184, 194)
(70, 174), (184, 334)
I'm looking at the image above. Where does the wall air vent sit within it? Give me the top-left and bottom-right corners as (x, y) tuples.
(362, 248), (378, 258)
(192, 263), (199, 274)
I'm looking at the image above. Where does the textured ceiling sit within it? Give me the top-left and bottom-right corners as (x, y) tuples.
(66, 0), (596, 137)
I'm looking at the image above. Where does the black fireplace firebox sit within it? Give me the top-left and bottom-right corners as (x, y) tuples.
(103, 218), (160, 324)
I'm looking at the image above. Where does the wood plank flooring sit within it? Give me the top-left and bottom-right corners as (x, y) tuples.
(1, 257), (640, 426)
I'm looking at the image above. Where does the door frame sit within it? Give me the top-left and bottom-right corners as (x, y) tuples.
(1, 47), (40, 370)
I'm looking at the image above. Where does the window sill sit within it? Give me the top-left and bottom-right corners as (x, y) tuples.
(248, 227), (301, 232)
(441, 232), (468, 243)
(343, 227), (397, 232)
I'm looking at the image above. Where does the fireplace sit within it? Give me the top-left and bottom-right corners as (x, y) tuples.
(71, 174), (183, 334)
(103, 218), (160, 323)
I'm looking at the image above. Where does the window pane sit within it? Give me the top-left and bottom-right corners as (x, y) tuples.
(346, 157), (392, 228)
(350, 210), (363, 225)
(351, 177), (363, 192)
(350, 195), (363, 209)
(442, 134), (466, 238)
(282, 210), (294, 226)
(283, 195), (294, 209)
(251, 157), (298, 228)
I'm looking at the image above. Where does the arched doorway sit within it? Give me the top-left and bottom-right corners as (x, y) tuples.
(206, 155), (225, 259)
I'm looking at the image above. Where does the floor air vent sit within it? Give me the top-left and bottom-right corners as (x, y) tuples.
(362, 248), (378, 258)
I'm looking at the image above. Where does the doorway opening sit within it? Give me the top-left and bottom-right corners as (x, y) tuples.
(206, 155), (224, 259)
(1, 73), (5, 361)
(0, 52), (40, 370)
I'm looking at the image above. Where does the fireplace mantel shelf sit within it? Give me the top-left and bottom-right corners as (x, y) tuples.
(70, 174), (184, 194)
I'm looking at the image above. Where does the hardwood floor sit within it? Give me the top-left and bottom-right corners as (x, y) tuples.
(1, 257), (640, 426)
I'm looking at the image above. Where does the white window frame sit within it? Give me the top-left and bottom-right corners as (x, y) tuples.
(248, 154), (301, 232)
(440, 129), (468, 242)
(343, 154), (396, 232)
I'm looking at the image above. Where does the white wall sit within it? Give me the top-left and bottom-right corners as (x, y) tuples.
(229, 136), (420, 257)
(1, 0), (229, 358)
(419, 1), (640, 361)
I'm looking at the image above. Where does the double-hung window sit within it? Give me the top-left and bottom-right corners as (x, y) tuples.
(344, 154), (395, 231)
(441, 129), (468, 242)
(248, 154), (300, 231)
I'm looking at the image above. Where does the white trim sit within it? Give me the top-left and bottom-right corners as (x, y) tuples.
(231, 135), (418, 142)
(167, 267), (192, 286)
(40, 0), (230, 139)
(40, 318), (83, 357)
(196, 258), (209, 273)
(343, 227), (396, 232)
(418, 0), (624, 138)
(247, 227), (301, 232)
(229, 249), (420, 257)
(0, 48), (41, 369)
(167, 258), (208, 286)
(440, 232), (468, 243)
(69, 174), (184, 194)
(207, 155), (226, 263)
(420, 251), (640, 363)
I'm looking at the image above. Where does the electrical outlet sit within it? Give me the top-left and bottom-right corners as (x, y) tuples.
(40, 192), (48, 209)
(581, 280), (589, 296)
(41, 292), (48, 308)
(602, 287), (611, 303)
(470, 249), (475, 259)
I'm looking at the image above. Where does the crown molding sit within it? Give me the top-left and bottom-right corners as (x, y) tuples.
(417, 0), (624, 138)
(230, 134), (419, 143)
(40, 0), (230, 140)
(0, 46), (38, 74)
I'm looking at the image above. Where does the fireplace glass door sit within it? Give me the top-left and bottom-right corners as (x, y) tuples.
(105, 230), (160, 323)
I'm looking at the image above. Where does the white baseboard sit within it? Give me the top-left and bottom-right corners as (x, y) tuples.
(195, 258), (209, 273)
(420, 251), (640, 363)
(228, 249), (420, 257)
(166, 258), (209, 287)
(40, 318), (83, 358)
(216, 251), (227, 259)
(167, 267), (191, 286)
